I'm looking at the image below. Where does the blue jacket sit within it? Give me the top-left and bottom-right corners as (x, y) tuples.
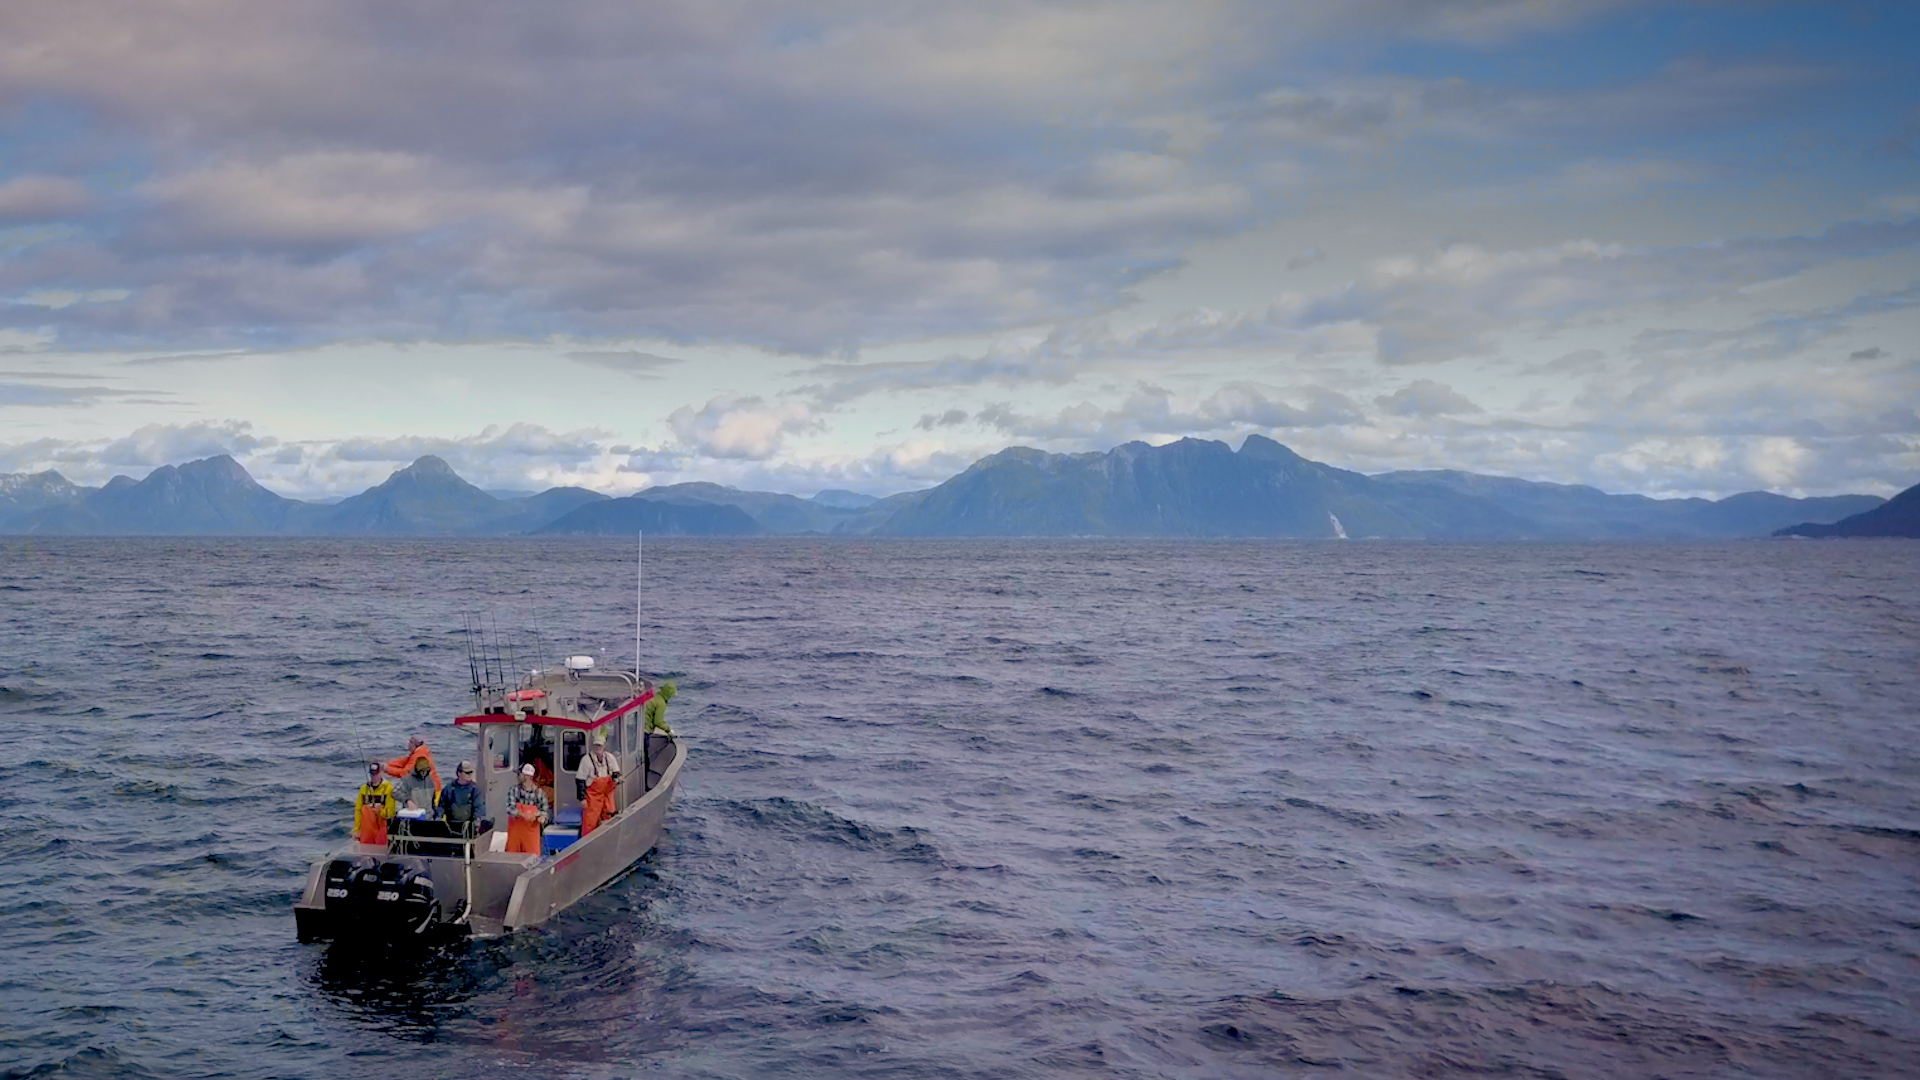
(437, 779), (486, 825)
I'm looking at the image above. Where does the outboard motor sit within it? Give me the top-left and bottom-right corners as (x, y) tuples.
(324, 856), (379, 916)
(368, 858), (439, 934)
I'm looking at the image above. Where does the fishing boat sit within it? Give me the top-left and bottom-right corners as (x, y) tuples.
(293, 652), (683, 941)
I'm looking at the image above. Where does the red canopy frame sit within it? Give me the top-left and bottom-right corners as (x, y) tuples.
(453, 688), (653, 732)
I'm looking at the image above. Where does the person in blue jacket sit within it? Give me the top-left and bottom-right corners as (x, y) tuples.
(436, 760), (488, 833)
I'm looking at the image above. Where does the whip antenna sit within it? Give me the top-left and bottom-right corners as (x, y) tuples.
(645, 526), (652, 676)
(635, 530), (643, 680)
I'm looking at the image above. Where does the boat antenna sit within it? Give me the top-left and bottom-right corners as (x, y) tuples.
(645, 526), (652, 676)
(636, 530), (643, 681)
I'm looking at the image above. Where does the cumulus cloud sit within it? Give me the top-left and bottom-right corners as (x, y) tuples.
(97, 420), (268, 467)
(326, 423), (605, 467)
(1582, 434), (1849, 496)
(1746, 436), (1810, 489)
(1375, 379), (1484, 416)
(308, 423), (629, 494)
(625, 437), (981, 496)
(973, 381), (1362, 446)
(668, 395), (818, 460)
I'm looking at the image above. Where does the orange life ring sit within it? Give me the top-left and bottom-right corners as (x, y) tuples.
(506, 689), (546, 701)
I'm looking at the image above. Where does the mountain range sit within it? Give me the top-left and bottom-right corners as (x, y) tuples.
(0, 438), (1901, 540)
(871, 436), (1886, 539)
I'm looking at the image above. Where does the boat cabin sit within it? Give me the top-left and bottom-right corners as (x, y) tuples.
(455, 656), (666, 851)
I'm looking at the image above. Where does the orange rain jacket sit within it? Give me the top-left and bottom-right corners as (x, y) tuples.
(384, 745), (442, 800)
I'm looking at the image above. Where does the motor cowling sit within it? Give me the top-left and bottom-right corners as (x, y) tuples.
(325, 856), (439, 935)
(367, 858), (438, 933)
(324, 856), (379, 912)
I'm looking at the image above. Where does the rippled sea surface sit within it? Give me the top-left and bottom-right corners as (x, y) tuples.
(2, 538), (1917, 1079)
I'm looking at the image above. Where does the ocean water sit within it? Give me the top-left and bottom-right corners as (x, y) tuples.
(0, 537), (1916, 1079)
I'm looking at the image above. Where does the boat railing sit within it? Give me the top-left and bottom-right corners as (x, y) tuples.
(389, 816), (491, 858)
(607, 730), (660, 810)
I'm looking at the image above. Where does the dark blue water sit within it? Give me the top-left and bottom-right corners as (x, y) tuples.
(1, 538), (1916, 1078)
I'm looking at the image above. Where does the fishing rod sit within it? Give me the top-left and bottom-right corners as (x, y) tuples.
(463, 614), (482, 698)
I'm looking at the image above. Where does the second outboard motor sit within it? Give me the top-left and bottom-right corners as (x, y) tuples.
(367, 858), (439, 934)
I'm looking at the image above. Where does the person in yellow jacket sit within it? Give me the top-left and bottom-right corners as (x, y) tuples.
(353, 762), (397, 846)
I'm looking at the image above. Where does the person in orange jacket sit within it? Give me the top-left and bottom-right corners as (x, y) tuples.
(576, 736), (622, 836)
(505, 764), (550, 855)
(353, 762), (397, 846)
(384, 735), (442, 801)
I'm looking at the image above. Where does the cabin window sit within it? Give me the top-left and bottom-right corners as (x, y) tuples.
(487, 729), (509, 771)
(517, 723), (556, 778)
(561, 730), (585, 771)
(625, 713), (640, 759)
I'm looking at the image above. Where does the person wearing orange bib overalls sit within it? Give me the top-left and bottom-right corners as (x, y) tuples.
(505, 764), (550, 854)
(354, 762), (397, 846)
(575, 738), (622, 836)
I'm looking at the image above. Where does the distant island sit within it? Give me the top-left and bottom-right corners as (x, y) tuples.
(1774, 481), (1920, 538)
(0, 436), (1900, 540)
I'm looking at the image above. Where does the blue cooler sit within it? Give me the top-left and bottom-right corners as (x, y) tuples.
(542, 826), (579, 855)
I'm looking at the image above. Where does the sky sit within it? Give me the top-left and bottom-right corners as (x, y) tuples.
(1, 0), (1917, 500)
